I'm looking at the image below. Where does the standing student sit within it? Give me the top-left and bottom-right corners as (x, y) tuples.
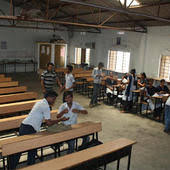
(57, 92), (89, 153)
(62, 65), (75, 102)
(164, 96), (170, 133)
(9, 91), (68, 169)
(89, 62), (104, 107)
(122, 69), (137, 112)
(41, 62), (62, 94)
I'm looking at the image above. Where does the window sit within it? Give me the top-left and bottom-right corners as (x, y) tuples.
(107, 50), (130, 73)
(75, 48), (90, 65)
(159, 55), (170, 80)
(119, 0), (139, 7)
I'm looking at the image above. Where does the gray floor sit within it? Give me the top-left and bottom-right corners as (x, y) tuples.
(6, 72), (170, 170)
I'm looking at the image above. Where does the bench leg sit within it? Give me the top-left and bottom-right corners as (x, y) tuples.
(117, 159), (120, 170)
(96, 132), (98, 141)
(3, 157), (6, 170)
(40, 148), (43, 161)
(127, 149), (132, 170)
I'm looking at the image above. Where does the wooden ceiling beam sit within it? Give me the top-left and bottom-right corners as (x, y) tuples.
(0, 15), (146, 33)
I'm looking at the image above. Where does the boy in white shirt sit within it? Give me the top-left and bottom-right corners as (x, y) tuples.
(62, 65), (75, 102)
(57, 92), (89, 153)
(9, 91), (68, 169)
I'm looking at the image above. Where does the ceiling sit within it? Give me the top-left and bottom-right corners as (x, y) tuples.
(1, 0), (170, 33)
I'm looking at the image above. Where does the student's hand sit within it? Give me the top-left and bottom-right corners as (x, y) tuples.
(63, 109), (69, 114)
(60, 117), (69, 121)
(72, 109), (80, 113)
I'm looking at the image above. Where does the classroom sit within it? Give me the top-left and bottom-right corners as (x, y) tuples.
(0, 0), (170, 170)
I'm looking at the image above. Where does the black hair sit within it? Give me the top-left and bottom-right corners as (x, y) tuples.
(44, 91), (58, 98)
(98, 62), (104, 68)
(130, 69), (136, 74)
(64, 91), (73, 98)
(47, 62), (54, 67)
(160, 79), (165, 83)
(67, 65), (73, 72)
(141, 72), (147, 78)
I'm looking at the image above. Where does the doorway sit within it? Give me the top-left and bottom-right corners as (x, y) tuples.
(55, 45), (66, 67)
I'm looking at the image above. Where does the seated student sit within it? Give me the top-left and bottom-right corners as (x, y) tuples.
(156, 79), (169, 94)
(105, 72), (118, 105)
(142, 79), (156, 111)
(57, 92), (89, 154)
(9, 91), (68, 170)
(138, 72), (147, 89)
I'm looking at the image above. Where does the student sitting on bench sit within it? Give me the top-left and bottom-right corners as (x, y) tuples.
(9, 91), (68, 169)
(156, 79), (169, 94)
(57, 92), (89, 154)
(106, 72), (118, 105)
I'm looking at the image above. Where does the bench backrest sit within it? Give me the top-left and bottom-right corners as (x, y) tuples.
(0, 99), (40, 115)
(0, 86), (27, 95)
(0, 92), (37, 104)
(0, 121), (102, 156)
(0, 81), (18, 88)
(20, 138), (136, 170)
(0, 109), (58, 132)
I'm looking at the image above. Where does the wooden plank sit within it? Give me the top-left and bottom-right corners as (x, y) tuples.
(0, 81), (18, 88)
(1, 122), (102, 156)
(0, 74), (5, 78)
(0, 99), (40, 115)
(0, 86), (27, 95)
(0, 77), (12, 82)
(0, 109), (58, 132)
(21, 138), (136, 170)
(0, 92), (37, 104)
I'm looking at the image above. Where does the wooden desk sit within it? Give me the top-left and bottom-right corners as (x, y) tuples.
(0, 121), (102, 157)
(0, 81), (18, 88)
(0, 92), (37, 104)
(0, 109), (58, 132)
(0, 74), (5, 78)
(0, 77), (12, 83)
(0, 99), (40, 116)
(0, 86), (27, 95)
(21, 138), (136, 170)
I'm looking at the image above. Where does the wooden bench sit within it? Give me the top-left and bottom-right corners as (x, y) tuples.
(0, 77), (12, 82)
(0, 81), (18, 88)
(0, 121), (101, 157)
(0, 86), (27, 95)
(21, 138), (136, 170)
(0, 99), (40, 116)
(0, 74), (5, 78)
(0, 92), (37, 104)
(0, 109), (58, 132)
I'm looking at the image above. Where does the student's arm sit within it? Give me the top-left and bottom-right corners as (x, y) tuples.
(57, 108), (69, 118)
(72, 103), (88, 114)
(72, 109), (88, 114)
(41, 79), (46, 93)
(56, 77), (62, 88)
(45, 117), (69, 126)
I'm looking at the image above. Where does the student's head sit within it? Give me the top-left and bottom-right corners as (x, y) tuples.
(65, 92), (73, 104)
(109, 71), (114, 77)
(160, 79), (165, 86)
(130, 69), (136, 75)
(66, 65), (73, 73)
(98, 62), (104, 69)
(47, 62), (54, 72)
(140, 72), (147, 79)
(148, 79), (154, 86)
(44, 91), (58, 106)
